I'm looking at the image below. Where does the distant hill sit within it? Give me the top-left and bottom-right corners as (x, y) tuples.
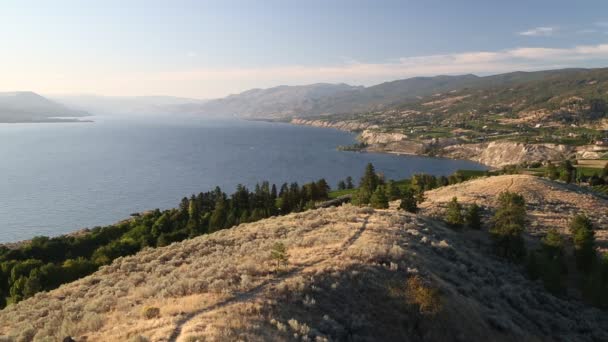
(192, 83), (363, 118)
(50, 95), (207, 117)
(190, 67), (608, 120)
(0, 92), (88, 123)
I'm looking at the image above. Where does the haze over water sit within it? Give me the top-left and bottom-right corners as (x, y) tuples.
(0, 117), (486, 242)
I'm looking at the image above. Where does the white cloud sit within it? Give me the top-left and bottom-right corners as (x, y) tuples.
(519, 26), (557, 36)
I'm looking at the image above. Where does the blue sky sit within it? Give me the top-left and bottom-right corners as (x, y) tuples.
(1, 0), (608, 98)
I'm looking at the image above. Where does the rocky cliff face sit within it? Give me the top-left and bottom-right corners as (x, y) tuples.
(290, 118), (374, 131)
(358, 129), (407, 144)
(442, 141), (575, 168)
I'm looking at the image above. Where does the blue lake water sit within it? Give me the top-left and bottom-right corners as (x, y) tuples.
(0, 117), (486, 242)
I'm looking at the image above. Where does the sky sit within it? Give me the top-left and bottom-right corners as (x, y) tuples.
(2, 0), (608, 99)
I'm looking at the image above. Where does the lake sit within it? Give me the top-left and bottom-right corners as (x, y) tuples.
(0, 117), (486, 242)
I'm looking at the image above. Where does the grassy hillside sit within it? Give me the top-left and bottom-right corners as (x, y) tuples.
(1, 175), (607, 341)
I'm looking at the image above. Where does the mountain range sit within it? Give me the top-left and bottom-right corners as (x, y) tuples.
(188, 67), (608, 120)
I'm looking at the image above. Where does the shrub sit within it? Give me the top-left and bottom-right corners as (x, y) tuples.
(405, 275), (442, 315)
(142, 306), (160, 319)
(399, 188), (418, 213)
(465, 203), (482, 230)
(270, 242), (289, 270)
(370, 186), (389, 209)
(444, 197), (464, 228)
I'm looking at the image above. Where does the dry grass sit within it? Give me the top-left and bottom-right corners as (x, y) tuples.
(0, 179), (607, 341)
(421, 174), (608, 251)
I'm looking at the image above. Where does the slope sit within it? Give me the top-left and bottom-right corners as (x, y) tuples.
(1, 179), (606, 341)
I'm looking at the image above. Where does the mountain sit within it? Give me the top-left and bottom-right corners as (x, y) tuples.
(1, 174), (606, 341)
(190, 67), (608, 121)
(50, 95), (207, 117)
(0, 92), (88, 123)
(192, 83), (363, 118)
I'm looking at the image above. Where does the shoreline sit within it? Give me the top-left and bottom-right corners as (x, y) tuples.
(286, 117), (496, 168)
(286, 117), (593, 169)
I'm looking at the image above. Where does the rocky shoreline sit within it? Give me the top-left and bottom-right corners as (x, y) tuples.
(290, 118), (602, 168)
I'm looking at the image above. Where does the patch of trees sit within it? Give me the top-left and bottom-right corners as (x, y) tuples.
(0, 178), (331, 308)
(526, 214), (608, 308)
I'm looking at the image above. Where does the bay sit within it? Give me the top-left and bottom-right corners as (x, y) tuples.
(0, 117), (486, 242)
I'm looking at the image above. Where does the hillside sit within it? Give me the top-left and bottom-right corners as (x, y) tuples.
(192, 68), (608, 122)
(421, 174), (608, 251)
(0, 92), (88, 123)
(1, 176), (607, 341)
(192, 83), (362, 119)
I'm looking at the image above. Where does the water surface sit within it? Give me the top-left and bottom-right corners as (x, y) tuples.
(0, 117), (486, 242)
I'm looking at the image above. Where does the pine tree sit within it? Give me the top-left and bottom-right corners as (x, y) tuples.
(465, 203), (482, 230)
(337, 180), (346, 190)
(346, 176), (354, 189)
(538, 229), (566, 294)
(490, 192), (527, 261)
(209, 195), (228, 232)
(399, 188), (418, 213)
(270, 242), (289, 270)
(270, 184), (278, 201)
(359, 163), (379, 194)
(570, 214), (596, 273)
(370, 186), (389, 209)
(545, 161), (559, 180)
(316, 179), (330, 200)
(385, 180), (402, 200)
(445, 197), (464, 228)
(560, 160), (576, 184)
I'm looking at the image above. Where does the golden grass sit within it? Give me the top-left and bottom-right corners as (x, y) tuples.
(1, 178), (607, 341)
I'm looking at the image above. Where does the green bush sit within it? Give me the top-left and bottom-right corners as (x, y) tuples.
(445, 197), (464, 228)
(142, 306), (160, 319)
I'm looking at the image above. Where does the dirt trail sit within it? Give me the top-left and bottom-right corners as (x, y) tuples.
(167, 216), (370, 342)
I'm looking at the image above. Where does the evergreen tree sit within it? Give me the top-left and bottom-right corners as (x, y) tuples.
(465, 203), (482, 230)
(209, 195), (228, 232)
(179, 197), (189, 217)
(346, 176), (354, 189)
(370, 186), (389, 209)
(445, 197), (464, 228)
(538, 229), (566, 294)
(490, 192), (527, 261)
(316, 179), (330, 200)
(545, 161), (559, 180)
(359, 163), (379, 194)
(270, 184), (278, 201)
(570, 214), (596, 273)
(560, 160), (576, 184)
(270, 242), (289, 270)
(399, 188), (418, 213)
(337, 180), (346, 190)
(385, 180), (402, 200)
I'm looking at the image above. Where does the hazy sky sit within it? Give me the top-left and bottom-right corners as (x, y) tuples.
(2, 0), (608, 98)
